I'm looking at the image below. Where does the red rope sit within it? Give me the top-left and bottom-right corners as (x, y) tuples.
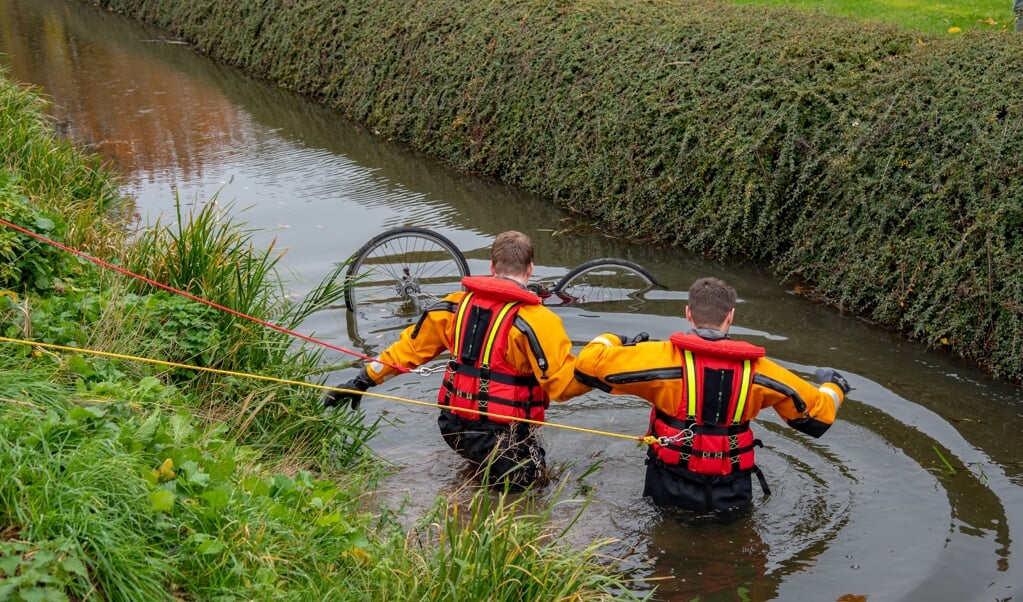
(0, 217), (408, 373)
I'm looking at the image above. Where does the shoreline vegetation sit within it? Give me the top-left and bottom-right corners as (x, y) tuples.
(0, 71), (641, 599)
(90, 0), (1023, 385)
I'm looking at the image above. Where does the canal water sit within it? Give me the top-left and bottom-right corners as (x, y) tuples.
(2, 2), (1021, 600)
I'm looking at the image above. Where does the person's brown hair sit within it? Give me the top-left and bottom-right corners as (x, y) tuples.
(687, 277), (736, 327)
(491, 231), (534, 276)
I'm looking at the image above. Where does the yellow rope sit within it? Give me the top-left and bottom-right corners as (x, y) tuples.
(0, 335), (658, 445)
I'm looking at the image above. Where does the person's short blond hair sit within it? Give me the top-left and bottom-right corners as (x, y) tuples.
(491, 231), (534, 276)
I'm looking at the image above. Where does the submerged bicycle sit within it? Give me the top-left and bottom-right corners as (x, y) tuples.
(343, 226), (663, 351)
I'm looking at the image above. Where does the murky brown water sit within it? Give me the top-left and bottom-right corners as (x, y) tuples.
(3, 2), (1021, 600)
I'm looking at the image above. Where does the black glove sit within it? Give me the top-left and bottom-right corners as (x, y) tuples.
(322, 367), (374, 410)
(618, 332), (649, 346)
(814, 368), (852, 395)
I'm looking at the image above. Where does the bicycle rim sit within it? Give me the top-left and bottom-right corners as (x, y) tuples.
(552, 258), (659, 306)
(345, 227), (469, 352)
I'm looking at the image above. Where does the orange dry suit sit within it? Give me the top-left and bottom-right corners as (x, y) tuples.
(364, 275), (590, 489)
(574, 329), (845, 511)
(647, 332), (767, 486)
(439, 276), (550, 424)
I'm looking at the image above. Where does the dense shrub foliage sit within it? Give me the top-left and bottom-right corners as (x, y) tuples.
(90, 0), (1023, 382)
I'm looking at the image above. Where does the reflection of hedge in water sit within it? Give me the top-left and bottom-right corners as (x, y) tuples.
(93, 0), (1023, 382)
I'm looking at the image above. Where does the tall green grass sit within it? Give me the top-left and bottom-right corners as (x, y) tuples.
(355, 482), (647, 601)
(0, 65), (127, 256)
(0, 357), (384, 601)
(727, 0), (1007, 34)
(0, 360), (175, 600)
(0, 354), (643, 600)
(117, 195), (372, 470)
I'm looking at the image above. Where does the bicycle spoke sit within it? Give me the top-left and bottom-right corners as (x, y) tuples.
(345, 227), (469, 354)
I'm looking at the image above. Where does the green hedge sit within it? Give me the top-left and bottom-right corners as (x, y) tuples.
(91, 0), (1023, 383)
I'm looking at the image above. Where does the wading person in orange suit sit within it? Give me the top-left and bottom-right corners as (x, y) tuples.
(574, 276), (851, 513)
(323, 231), (591, 490)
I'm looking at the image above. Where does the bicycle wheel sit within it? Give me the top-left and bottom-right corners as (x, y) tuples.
(345, 227), (469, 349)
(552, 258), (661, 305)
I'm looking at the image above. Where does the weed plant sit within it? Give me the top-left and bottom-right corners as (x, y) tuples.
(0, 356), (384, 601)
(0, 171), (88, 295)
(120, 196), (364, 468)
(355, 480), (647, 601)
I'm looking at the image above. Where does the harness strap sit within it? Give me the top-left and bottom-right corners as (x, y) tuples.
(662, 442), (757, 458)
(647, 454), (752, 484)
(447, 361), (540, 386)
(478, 302), (520, 412)
(654, 410), (750, 436)
(753, 464), (771, 497)
(440, 379), (543, 411)
(646, 445), (771, 497)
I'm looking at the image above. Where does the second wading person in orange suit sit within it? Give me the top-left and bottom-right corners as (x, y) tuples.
(323, 231), (590, 490)
(574, 277), (851, 513)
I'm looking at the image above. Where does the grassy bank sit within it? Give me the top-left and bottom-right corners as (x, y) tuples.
(90, 0), (1023, 384)
(728, 0), (1008, 34)
(0, 70), (642, 600)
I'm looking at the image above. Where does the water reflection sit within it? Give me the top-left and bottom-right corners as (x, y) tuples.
(2, 1), (1022, 600)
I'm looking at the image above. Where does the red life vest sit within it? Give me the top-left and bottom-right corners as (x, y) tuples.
(438, 276), (549, 424)
(648, 332), (766, 478)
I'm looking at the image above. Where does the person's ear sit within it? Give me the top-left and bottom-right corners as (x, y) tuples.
(489, 263), (497, 276)
(723, 308), (735, 328)
(685, 305), (693, 324)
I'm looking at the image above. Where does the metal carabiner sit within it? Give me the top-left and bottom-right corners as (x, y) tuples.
(411, 363), (448, 376)
(657, 428), (694, 446)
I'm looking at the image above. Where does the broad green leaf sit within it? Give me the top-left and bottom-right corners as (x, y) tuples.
(149, 489), (175, 512)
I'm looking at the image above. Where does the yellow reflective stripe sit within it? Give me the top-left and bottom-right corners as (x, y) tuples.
(731, 359), (754, 423)
(481, 302), (518, 365)
(683, 350), (698, 419)
(452, 293), (474, 356)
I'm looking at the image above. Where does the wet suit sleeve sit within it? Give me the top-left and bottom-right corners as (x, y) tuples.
(364, 291), (463, 384)
(507, 305), (592, 402)
(574, 334), (684, 415)
(749, 357), (845, 438)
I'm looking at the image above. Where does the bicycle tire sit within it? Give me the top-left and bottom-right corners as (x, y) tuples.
(344, 227), (469, 350)
(552, 257), (661, 304)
